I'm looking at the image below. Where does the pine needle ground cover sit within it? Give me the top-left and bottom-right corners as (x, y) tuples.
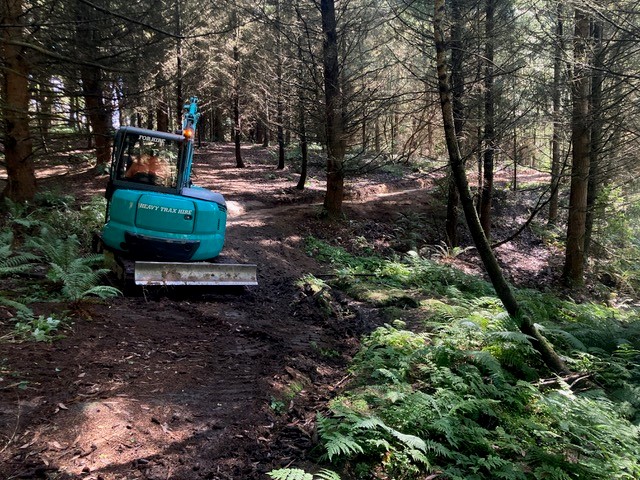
(304, 237), (640, 479)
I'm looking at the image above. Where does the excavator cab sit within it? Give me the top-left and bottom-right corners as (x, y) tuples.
(99, 97), (257, 287)
(109, 128), (183, 193)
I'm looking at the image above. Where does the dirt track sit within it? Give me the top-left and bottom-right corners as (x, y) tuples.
(0, 144), (406, 479)
(0, 143), (554, 479)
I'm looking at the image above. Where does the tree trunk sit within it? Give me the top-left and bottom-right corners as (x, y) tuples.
(275, 0), (285, 170)
(263, 96), (270, 147)
(1, 0), (36, 202)
(234, 88), (244, 168)
(584, 20), (603, 262)
(434, 0), (568, 375)
(296, 44), (308, 190)
(76, 0), (111, 171)
(296, 101), (308, 190)
(548, 3), (564, 226)
(156, 77), (169, 132)
(479, 0), (495, 239)
(321, 0), (346, 218)
(445, 0), (465, 248)
(232, 16), (245, 169)
(562, 9), (591, 286)
(175, 1), (184, 127)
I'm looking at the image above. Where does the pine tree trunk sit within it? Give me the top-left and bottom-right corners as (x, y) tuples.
(434, 0), (568, 375)
(296, 103), (308, 190)
(263, 97), (270, 147)
(1, 0), (36, 201)
(76, 0), (111, 171)
(232, 20), (245, 169)
(445, 0), (465, 248)
(321, 0), (345, 218)
(296, 44), (308, 191)
(562, 9), (591, 286)
(275, 0), (285, 170)
(584, 21), (603, 262)
(156, 78), (169, 132)
(175, 1), (184, 127)
(548, 3), (564, 226)
(479, 0), (495, 239)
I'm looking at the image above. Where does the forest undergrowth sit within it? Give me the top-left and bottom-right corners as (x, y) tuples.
(277, 237), (640, 480)
(2, 183), (640, 480)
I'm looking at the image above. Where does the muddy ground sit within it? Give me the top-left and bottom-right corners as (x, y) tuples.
(0, 144), (556, 479)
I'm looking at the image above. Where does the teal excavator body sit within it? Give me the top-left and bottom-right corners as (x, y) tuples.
(100, 97), (256, 286)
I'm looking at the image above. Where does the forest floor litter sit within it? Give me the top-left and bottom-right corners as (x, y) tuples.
(1, 144), (558, 479)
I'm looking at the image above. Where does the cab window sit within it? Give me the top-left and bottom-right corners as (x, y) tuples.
(116, 133), (180, 188)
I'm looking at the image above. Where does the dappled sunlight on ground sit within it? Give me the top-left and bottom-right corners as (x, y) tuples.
(1, 143), (560, 478)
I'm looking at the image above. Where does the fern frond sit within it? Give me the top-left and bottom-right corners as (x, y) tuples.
(486, 330), (535, 345)
(382, 426), (427, 453)
(267, 469), (313, 480)
(80, 285), (121, 299)
(315, 469), (341, 480)
(324, 435), (364, 461)
(0, 296), (33, 316)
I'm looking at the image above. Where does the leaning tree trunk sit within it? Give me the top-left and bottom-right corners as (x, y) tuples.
(562, 9), (591, 287)
(1, 0), (36, 202)
(296, 105), (309, 190)
(434, 0), (568, 375)
(321, 0), (346, 218)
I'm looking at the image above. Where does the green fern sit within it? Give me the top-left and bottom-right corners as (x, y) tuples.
(47, 256), (120, 301)
(267, 468), (340, 480)
(0, 231), (40, 277)
(314, 470), (341, 480)
(28, 234), (119, 301)
(267, 469), (313, 480)
(0, 296), (33, 317)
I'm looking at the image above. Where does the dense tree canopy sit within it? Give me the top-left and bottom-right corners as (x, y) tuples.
(2, 0), (640, 286)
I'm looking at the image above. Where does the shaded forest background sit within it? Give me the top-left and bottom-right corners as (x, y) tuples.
(4, 0), (640, 290)
(3, 1), (640, 478)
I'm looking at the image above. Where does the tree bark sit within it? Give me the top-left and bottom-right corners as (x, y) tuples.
(1, 0), (36, 202)
(296, 44), (308, 190)
(479, 0), (495, 238)
(321, 0), (346, 218)
(584, 20), (603, 262)
(296, 102), (308, 190)
(275, 0), (285, 170)
(445, 0), (465, 248)
(76, 0), (111, 171)
(562, 9), (591, 286)
(548, 3), (564, 226)
(434, 0), (568, 375)
(156, 76), (169, 132)
(175, 0), (184, 128)
(232, 17), (245, 168)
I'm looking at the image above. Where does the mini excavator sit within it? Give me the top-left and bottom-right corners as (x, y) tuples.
(99, 97), (257, 287)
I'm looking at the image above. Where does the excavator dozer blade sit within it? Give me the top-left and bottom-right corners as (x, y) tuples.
(134, 261), (258, 286)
